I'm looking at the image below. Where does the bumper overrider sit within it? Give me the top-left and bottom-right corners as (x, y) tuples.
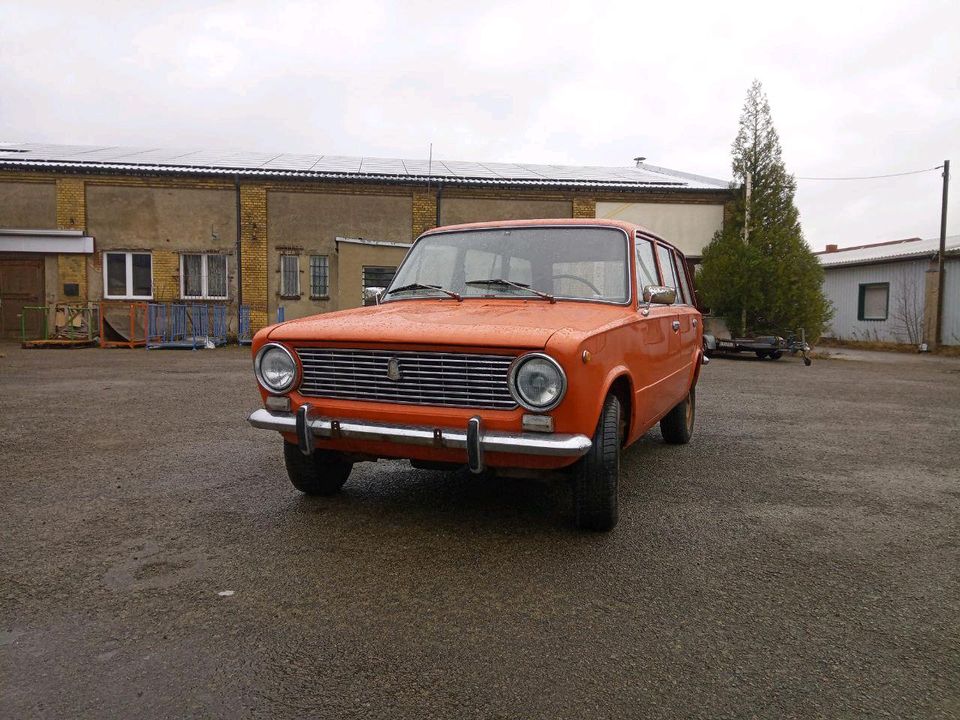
(247, 407), (592, 474)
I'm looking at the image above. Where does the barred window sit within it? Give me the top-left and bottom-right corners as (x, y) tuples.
(280, 255), (300, 297)
(181, 254), (228, 299)
(310, 255), (329, 298)
(362, 265), (397, 306)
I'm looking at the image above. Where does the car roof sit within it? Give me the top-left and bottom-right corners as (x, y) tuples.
(419, 217), (680, 254)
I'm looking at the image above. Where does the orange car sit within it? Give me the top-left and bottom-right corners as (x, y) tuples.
(248, 219), (704, 530)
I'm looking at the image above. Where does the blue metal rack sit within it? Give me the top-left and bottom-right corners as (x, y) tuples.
(147, 303), (228, 350)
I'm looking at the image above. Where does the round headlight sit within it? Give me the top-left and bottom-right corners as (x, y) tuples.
(510, 353), (566, 411)
(255, 343), (298, 393)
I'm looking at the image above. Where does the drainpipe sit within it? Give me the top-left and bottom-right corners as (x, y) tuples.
(435, 183), (443, 228)
(936, 159), (950, 346)
(235, 175), (243, 333)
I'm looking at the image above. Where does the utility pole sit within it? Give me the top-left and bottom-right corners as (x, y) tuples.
(936, 159), (950, 345)
(741, 171), (752, 337)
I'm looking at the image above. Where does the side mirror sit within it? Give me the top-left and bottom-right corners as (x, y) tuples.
(363, 286), (386, 306)
(642, 285), (676, 305)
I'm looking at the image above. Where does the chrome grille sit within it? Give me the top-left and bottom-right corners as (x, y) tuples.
(296, 348), (518, 409)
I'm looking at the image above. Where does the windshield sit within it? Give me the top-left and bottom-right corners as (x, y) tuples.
(385, 226), (630, 303)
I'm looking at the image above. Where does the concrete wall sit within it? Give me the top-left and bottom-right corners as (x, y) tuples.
(595, 201), (724, 257)
(336, 242), (411, 311)
(267, 191), (411, 320)
(822, 258), (930, 344)
(439, 197), (571, 226)
(0, 181), (57, 229)
(86, 185), (238, 305)
(87, 185), (236, 251)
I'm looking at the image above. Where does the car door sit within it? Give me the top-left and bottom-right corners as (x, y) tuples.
(629, 236), (679, 428)
(671, 248), (701, 374)
(653, 243), (689, 402)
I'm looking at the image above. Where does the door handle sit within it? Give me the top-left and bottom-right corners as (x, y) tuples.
(671, 320), (681, 332)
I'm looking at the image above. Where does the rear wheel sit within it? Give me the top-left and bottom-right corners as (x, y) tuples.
(660, 387), (696, 444)
(283, 441), (353, 496)
(573, 394), (621, 532)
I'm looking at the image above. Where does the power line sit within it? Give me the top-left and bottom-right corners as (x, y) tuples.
(796, 166), (943, 181)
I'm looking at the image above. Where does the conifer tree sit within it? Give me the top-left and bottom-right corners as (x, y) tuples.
(698, 80), (831, 338)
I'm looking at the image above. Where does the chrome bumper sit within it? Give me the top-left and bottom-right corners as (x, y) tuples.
(247, 408), (591, 473)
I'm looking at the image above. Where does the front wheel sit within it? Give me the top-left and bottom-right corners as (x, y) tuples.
(573, 394), (621, 531)
(660, 387), (695, 444)
(283, 441), (353, 496)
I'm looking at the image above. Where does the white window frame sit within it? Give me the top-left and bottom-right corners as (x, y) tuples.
(180, 253), (228, 300)
(280, 254), (300, 298)
(103, 251), (153, 300)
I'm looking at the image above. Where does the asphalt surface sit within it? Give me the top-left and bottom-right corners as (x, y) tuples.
(1, 344), (958, 719)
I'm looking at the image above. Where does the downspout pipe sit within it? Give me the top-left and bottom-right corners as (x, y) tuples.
(435, 182), (443, 228)
(235, 175), (243, 335)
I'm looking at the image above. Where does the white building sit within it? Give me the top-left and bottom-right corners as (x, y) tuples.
(818, 236), (960, 346)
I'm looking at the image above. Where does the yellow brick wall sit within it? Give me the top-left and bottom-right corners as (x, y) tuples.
(56, 178), (85, 230)
(56, 178), (88, 302)
(57, 255), (87, 302)
(240, 184), (268, 330)
(152, 251), (181, 301)
(412, 191), (437, 238)
(572, 197), (596, 218)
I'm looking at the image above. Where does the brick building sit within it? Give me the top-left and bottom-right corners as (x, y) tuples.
(0, 143), (733, 339)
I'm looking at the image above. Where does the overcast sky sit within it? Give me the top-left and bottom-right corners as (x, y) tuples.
(1, 0), (957, 250)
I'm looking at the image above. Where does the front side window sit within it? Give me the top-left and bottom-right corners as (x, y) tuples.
(310, 255), (329, 298)
(104, 252), (152, 299)
(181, 254), (228, 299)
(858, 283), (889, 320)
(385, 226), (629, 304)
(636, 238), (659, 293)
(280, 255), (300, 297)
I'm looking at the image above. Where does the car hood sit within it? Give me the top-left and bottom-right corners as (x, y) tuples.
(267, 299), (630, 350)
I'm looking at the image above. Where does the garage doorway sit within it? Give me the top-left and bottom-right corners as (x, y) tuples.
(0, 256), (45, 339)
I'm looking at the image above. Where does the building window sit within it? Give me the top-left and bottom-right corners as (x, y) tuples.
(103, 252), (152, 299)
(362, 265), (397, 305)
(858, 283), (889, 321)
(280, 255), (300, 298)
(310, 255), (329, 298)
(181, 254), (228, 299)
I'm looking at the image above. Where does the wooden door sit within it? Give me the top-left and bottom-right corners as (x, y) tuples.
(0, 257), (45, 339)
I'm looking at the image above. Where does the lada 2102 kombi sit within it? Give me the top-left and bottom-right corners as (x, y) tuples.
(248, 219), (705, 530)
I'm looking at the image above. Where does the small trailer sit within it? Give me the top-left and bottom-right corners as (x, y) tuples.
(703, 329), (812, 366)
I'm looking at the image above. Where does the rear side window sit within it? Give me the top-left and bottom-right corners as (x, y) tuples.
(655, 244), (679, 295)
(636, 238), (659, 291)
(673, 251), (692, 305)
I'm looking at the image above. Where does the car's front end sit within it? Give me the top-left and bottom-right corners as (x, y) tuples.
(247, 309), (607, 474)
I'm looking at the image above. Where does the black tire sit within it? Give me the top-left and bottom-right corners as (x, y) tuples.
(573, 394), (621, 532)
(660, 387), (695, 445)
(283, 441), (353, 496)
(755, 350), (768, 359)
(770, 350), (783, 360)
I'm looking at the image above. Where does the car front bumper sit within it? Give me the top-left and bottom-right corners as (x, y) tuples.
(247, 408), (592, 474)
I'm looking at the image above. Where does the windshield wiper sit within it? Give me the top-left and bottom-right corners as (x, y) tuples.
(465, 278), (555, 303)
(387, 282), (462, 301)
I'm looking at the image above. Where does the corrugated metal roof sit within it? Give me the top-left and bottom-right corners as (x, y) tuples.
(0, 142), (731, 192)
(818, 235), (960, 267)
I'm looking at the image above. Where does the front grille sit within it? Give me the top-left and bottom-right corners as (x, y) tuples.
(295, 348), (518, 410)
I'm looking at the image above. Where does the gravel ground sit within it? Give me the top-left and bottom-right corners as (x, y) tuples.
(1, 344), (958, 719)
